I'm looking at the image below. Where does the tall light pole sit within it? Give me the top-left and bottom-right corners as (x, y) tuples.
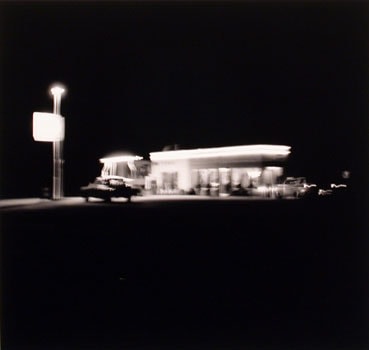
(50, 85), (65, 200)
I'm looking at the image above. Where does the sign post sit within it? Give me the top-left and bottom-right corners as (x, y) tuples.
(33, 112), (65, 200)
(50, 86), (65, 199)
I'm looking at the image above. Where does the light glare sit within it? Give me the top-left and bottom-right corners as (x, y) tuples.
(150, 144), (291, 161)
(100, 155), (143, 164)
(50, 84), (66, 97)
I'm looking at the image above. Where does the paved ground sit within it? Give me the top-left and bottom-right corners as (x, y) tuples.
(1, 194), (368, 350)
(0, 194), (280, 208)
(0, 197), (51, 208)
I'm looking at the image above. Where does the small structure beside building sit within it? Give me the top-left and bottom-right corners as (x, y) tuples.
(147, 144), (291, 196)
(99, 154), (151, 188)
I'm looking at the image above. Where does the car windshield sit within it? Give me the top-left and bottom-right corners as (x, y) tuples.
(94, 178), (109, 185)
(285, 179), (298, 185)
(109, 179), (125, 186)
(285, 178), (305, 185)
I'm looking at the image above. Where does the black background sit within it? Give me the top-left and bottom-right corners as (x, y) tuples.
(1, 1), (368, 197)
(2, 198), (369, 350)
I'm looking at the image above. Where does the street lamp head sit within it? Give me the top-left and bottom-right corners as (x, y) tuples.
(49, 83), (66, 115)
(50, 85), (65, 97)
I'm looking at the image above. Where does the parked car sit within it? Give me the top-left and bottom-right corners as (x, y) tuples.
(275, 177), (318, 199)
(80, 176), (141, 202)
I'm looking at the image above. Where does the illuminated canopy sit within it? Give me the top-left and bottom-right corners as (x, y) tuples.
(150, 144), (291, 161)
(99, 155), (143, 164)
(33, 112), (65, 142)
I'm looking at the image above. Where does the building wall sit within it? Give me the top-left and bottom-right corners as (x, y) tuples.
(148, 145), (290, 194)
(150, 159), (192, 192)
(150, 160), (284, 194)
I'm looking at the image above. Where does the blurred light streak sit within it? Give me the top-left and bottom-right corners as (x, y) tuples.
(150, 144), (291, 161)
(100, 155), (143, 163)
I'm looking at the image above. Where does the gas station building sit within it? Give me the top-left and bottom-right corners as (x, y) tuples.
(99, 144), (291, 196)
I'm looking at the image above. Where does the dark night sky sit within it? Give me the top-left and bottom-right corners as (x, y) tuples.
(1, 1), (368, 197)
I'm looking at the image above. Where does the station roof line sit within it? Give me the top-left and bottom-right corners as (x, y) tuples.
(99, 144), (291, 163)
(150, 144), (291, 161)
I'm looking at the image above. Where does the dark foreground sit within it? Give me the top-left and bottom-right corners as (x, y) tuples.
(1, 196), (368, 350)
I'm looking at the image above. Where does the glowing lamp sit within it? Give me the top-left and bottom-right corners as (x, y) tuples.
(33, 112), (65, 142)
(50, 86), (65, 98)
